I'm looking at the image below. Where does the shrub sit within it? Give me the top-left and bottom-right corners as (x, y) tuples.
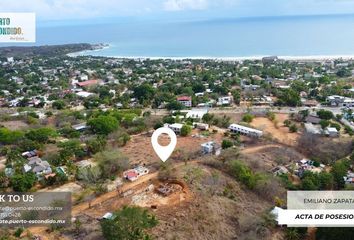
(88, 115), (119, 135)
(180, 125), (192, 136)
(319, 120), (330, 129)
(283, 119), (291, 127)
(330, 122), (341, 131)
(100, 206), (158, 240)
(242, 113), (254, 123)
(11, 172), (36, 192)
(266, 111), (276, 121)
(222, 139), (233, 149)
(228, 160), (257, 189)
(289, 124), (298, 133)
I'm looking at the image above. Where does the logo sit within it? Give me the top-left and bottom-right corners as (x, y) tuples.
(0, 13), (35, 43)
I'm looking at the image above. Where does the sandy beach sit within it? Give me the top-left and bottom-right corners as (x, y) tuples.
(68, 46), (354, 61)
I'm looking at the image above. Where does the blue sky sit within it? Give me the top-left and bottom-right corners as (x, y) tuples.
(1, 0), (354, 23)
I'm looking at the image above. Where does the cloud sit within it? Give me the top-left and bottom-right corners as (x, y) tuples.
(163, 0), (208, 11)
(0, 0), (353, 21)
(0, 0), (159, 20)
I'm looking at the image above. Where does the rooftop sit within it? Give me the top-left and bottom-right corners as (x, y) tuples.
(76, 79), (99, 87)
(177, 96), (192, 101)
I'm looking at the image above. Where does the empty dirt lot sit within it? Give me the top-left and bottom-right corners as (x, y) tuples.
(0, 120), (29, 130)
(250, 113), (300, 146)
(121, 129), (223, 166)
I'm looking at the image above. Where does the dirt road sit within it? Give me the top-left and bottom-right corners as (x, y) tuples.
(241, 144), (283, 154)
(28, 160), (198, 238)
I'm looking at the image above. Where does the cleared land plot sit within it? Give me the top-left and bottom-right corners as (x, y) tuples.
(0, 120), (29, 130)
(121, 129), (223, 166)
(250, 114), (300, 146)
(39, 182), (83, 193)
(241, 143), (306, 171)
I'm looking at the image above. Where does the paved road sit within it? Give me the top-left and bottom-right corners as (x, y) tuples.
(148, 106), (344, 116)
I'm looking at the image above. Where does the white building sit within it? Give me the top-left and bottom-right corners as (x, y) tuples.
(177, 96), (192, 107)
(324, 127), (339, 137)
(201, 141), (221, 156)
(228, 124), (263, 138)
(166, 123), (184, 134)
(217, 96), (233, 106)
(72, 123), (87, 131)
(344, 171), (354, 185)
(327, 95), (354, 107)
(76, 91), (95, 98)
(135, 166), (149, 176)
(304, 123), (321, 134)
(186, 108), (208, 119)
(194, 122), (209, 130)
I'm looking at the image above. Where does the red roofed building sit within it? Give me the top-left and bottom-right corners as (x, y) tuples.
(177, 96), (192, 107)
(123, 170), (139, 181)
(76, 79), (100, 88)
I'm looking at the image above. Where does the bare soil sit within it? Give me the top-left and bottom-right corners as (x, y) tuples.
(121, 129), (223, 166)
(250, 114), (300, 146)
(0, 120), (29, 130)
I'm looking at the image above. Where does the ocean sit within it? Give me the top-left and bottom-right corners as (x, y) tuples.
(3, 14), (354, 58)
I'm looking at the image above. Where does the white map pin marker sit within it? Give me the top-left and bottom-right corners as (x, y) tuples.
(151, 127), (177, 162)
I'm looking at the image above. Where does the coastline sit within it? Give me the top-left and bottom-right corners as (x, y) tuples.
(68, 44), (354, 61)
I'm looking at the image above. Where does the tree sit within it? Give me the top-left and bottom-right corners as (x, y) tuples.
(0, 128), (24, 144)
(301, 175), (319, 190)
(222, 139), (233, 149)
(331, 161), (349, 189)
(166, 100), (184, 110)
(276, 89), (301, 107)
(242, 113), (254, 123)
(317, 109), (333, 120)
(101, 206), (158, 240)
(11, 172), (36, 192)
(202, 113), (214, 124)
(229, 160), (257, 189)
(88, 115), (119, 135)
(180, 125), (192, 136)
(319, 120), (330, 130)
(153, 121), (163, 130)
(58, 139), (85, 161)
(336, 68), (352, 78)
(289, 124), (298, 133)
(109, 129), (131, 147)
(299, 109), (309, 120)
(158, 162), (177, 181)
(86, 137), (106, 155)
(133, 84), (156, 105)
(95, 149), (129, 179)
(83, 96), (101, 109)
(25, 127), (57, 144)
(52, 100), (66, 110)
(231, 90), (241, 105)
(319, 172), (334, 190)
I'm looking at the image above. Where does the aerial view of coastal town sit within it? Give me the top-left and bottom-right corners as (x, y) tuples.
(2, 1), (354, 240)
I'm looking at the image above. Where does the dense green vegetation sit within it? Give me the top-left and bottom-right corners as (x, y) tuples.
(100, 206), (158, 240)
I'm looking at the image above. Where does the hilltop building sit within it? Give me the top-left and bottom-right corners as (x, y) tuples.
(201, 141), (221, 156)
(177, 96), (192, 107)
(228, 124), (263, 138)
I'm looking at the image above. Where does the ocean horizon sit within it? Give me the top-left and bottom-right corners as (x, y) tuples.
(3, 14), (354, 58)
